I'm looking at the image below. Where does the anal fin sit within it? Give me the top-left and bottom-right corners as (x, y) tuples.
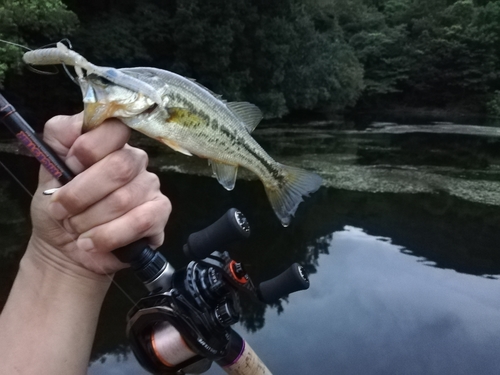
(209, 160), (238, 190)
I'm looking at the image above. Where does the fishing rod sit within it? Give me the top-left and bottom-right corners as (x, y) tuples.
(0, 92), (310, 374)
(0, 92), (162, 274)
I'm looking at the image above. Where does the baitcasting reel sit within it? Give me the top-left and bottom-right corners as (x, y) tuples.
(0, 94), (309, 374)
(121, 208), (310, 374)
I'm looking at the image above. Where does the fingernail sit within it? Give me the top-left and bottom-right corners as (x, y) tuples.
(43, 188), (60, 196)
(65, 155), (85, 174)
(77, 237), (95, 252)
(49, 202), (68, 220)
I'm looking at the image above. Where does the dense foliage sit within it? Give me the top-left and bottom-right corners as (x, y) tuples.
(1, 0), (500, 117)
(0, 0), (77, 85)
(64, 0), (364, 117)
(328, 0), (500, 112)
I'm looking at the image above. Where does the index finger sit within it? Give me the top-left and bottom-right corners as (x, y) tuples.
(65, 118), (132, 174)
(43, 113), (84, 158)
(43, 114), (132, 174)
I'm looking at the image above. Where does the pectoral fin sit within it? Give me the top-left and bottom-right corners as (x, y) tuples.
(159, 137), (193, 156)
(209, 160), (238, 191)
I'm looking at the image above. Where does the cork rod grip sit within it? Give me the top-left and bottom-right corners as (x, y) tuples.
(220, 340), (272, 375)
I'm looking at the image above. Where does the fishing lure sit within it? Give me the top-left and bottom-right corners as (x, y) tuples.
(23, 42), (167, 110)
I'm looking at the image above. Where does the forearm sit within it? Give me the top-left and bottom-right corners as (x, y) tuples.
(0, 115), (170, 374)
(0, 238), (112, 375)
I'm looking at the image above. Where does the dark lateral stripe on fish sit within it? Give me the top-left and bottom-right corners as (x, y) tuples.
(171, 107), (283, 184)
(167, 104), (281, 182)
(223, 129), (284, 184)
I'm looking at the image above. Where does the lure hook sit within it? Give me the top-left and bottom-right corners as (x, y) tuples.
(30, 39), (78, 83)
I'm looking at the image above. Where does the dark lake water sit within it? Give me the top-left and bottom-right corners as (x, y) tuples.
(1, 116), (500, 374)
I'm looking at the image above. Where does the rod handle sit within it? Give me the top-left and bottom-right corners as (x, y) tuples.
(217, 331), (272, 375)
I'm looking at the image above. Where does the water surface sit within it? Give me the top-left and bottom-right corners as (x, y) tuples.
(1, 118), (500, 374)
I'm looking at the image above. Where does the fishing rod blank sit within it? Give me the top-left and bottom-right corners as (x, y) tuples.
(0, 92), (163, 274)
(0, 93), (73, 183)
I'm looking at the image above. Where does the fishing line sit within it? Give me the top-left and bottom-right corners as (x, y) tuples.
(0, 38), (31, 51)
(0, 160), (34, 197)
(0, 38), (60, 76)
(0, 45), (140, 306)
(25, 63), (60, 76)
(0, 158), (137, 306)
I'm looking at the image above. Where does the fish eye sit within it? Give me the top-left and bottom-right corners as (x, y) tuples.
(97, 76), (112, 85)
(87, 74), (112, 86)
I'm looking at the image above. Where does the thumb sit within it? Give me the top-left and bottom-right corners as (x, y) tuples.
(37, 113), (83, 186)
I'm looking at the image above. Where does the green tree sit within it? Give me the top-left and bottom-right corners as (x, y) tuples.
(328, 0), (413, 98)
(69, 0), (363, 117)
(166, 0), (363, 117)
(341, 0), (500, 110)
(401, 0), (499, 107)
(280, 4), (363, 113)
(0, 0), (78, 85)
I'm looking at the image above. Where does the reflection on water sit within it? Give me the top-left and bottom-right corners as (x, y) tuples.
(220, 227), (500, 375)
(89, 226), (500, 375)
(198, 227), (500, 375)
(1, 119), (500, 374)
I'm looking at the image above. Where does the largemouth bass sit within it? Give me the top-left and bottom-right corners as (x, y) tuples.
(79, 68), (322, 226)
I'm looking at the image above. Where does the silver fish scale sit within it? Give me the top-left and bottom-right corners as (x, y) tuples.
(119, 67), (285, 188)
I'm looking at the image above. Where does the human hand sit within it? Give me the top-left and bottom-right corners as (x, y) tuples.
(28, 113), (171, 277)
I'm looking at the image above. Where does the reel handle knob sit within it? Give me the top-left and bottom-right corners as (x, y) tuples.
(258, 263), (310, 303)
(184, 208), (250, 260)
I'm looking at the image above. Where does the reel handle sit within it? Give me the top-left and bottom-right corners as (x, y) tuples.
(258, 263), (310, 303)
(184, 208), (250, 260)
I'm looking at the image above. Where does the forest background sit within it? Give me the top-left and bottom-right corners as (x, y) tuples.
(1, 0), (500, 124)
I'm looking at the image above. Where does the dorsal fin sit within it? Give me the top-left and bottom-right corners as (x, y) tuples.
(226, 102), (263, 133)
(188, 77), (223, 100)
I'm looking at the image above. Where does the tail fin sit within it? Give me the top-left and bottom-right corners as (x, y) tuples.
(265, 164), (323, 227)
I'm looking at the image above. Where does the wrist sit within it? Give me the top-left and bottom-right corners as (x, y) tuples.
(24, 235), (113, 292)
(0, 237), (114, 375)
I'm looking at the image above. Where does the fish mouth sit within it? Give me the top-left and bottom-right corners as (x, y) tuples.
(83, 102), (124, 132)
(79, 79), (118, 131)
